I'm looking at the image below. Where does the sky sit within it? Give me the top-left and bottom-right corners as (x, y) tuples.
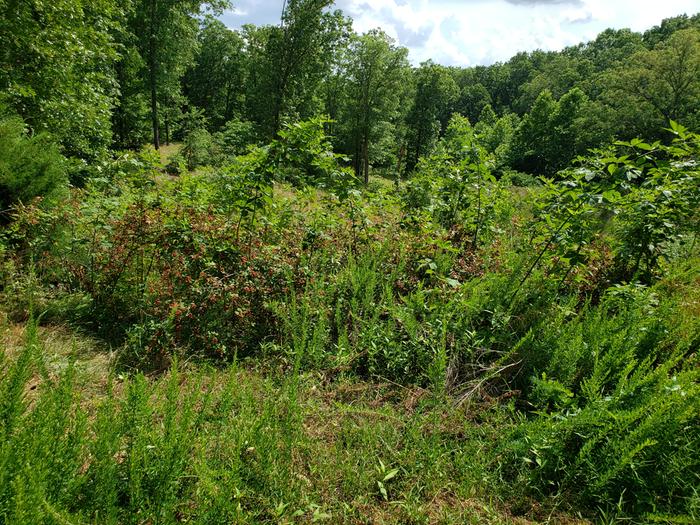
(218, 0), (700, 66)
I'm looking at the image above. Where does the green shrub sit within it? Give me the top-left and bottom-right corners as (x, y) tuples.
(0, 114), (67, 215)
(1, 120), (699, 523)
(213, 118), (257, 160)
(500, 170), (540, 187)
(164, 153), (187, 176)
(523, 124), (700, 289)
(181, 128), (215, 170)
(402, 115), (509, 248)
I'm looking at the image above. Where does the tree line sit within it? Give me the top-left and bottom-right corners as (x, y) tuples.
(1, 1), (699, 182)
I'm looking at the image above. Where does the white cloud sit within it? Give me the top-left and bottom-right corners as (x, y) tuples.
(219, 0), (699, 66)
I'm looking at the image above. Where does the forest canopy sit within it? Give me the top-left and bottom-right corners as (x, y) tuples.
(1, 1), (699, 184)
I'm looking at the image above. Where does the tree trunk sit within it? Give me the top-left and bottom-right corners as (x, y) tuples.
(362, 135), (369, 184)
(115, 60), (127, 149)
(224, 82), (232, 123)
(412, 124), (424, 173)
(165, 116), (170, 146)
(149, 62), (159, 149)
(396, 144), (406, 184)
(353, 133), (362, 179)
(149, 0), (160, 150)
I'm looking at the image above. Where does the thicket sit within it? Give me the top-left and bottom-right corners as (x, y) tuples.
(1, 117), (698, 522)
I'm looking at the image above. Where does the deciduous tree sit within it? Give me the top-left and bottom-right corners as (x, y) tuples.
(128, 0), (231, 149)
(341, 30), (410, 183)
(404, 61), (459, 174)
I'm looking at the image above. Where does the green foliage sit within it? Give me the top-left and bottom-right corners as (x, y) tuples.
(496, 278), (700, 518)
(340, 29), (411, 183)
(244, 0), (350, 139)
(606, 28), (700, 136)
(499, 170), (539, 187)
(181, 128), (215, 170)
(173, 116), (255, 171)
(404, 61), (460, 173)
(403, 114), (508, 248)
(268, 117), (357, 196)
(457, 82), (493, 124)
(0, 113), (68, 214)
(126, 0), (232, 149)
(508, 88), (606, 176)
(2, 118), (355, 363)
(184, 18), (247, 129)
(515, 54), (593, 114)
(0, 0), (122, 160)
(523, 123), (700, 287)
(581, 28), (645, 71)
(1, 123), (699, 523)
(3, 5), (700, 522)
(213, 118), (258, 159)
(474, 109), (519, 173)
(0, 335), (309, 523)
(0, 321), (521, 525)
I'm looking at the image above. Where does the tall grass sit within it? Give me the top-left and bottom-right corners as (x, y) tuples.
(0, 320), (309, 524)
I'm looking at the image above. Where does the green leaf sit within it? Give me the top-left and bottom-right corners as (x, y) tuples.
(377, 481), (388, 501)
(383, 468), (399, 482)
(602, 190), (619, 202)
(444, 277), (461, 288)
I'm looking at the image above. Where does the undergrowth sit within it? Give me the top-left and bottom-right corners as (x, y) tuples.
(0, 121), (698, 523)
